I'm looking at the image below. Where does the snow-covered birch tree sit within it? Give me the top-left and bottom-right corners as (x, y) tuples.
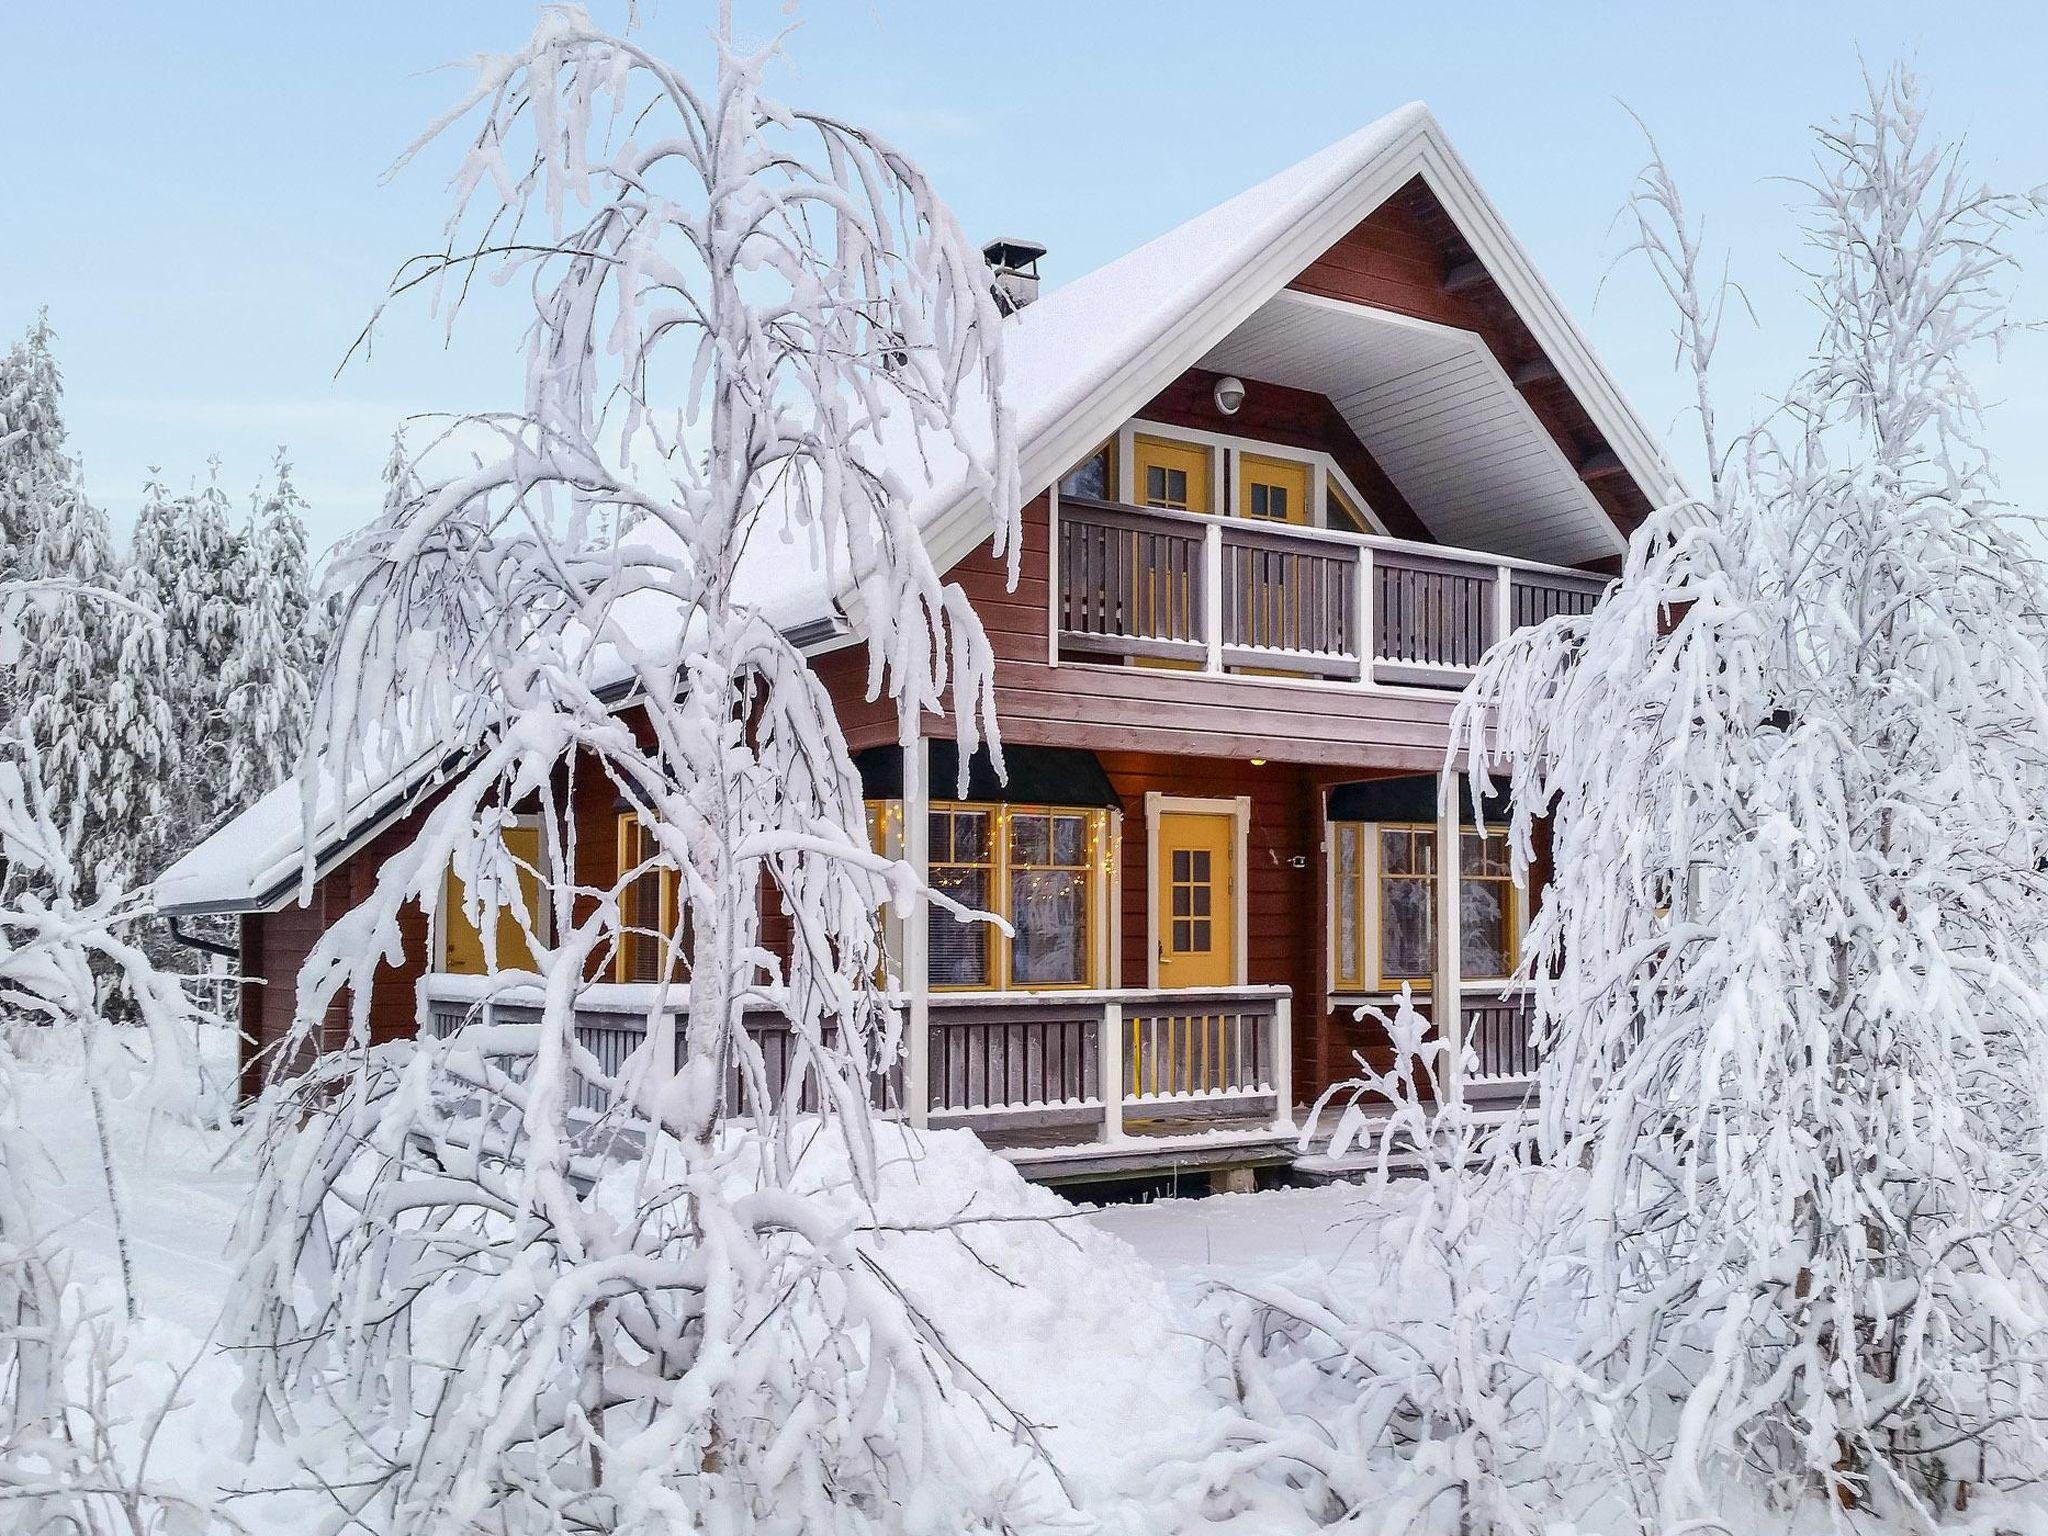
(231, 8), (1047, 1533)
(1455, 70), (2048, 1521)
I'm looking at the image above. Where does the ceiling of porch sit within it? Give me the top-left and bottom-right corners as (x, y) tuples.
(1195, 289), (1622, 566)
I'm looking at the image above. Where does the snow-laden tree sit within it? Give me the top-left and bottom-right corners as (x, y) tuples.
(231, 9), (1047, 1534)
(219, 452), (316, 809)
(13, 479), (114, 866)
(131, 464), (246, 851)
(0, 313), (68, 584)
(1455, 71), (2048, 1520)
(1163, 995), (1615, 1534)
(0, 314), (74, 760)
(0, 579), (225, 1534)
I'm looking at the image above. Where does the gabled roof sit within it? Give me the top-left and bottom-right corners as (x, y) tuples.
(155, 102), (1672, 917)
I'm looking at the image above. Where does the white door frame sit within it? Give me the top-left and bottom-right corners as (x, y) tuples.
(1142, 792), (1252, 989)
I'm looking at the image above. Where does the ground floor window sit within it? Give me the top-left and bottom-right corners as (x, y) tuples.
(873, 800), (1112, 990)
(615, 813), (686, 983)
(1330, 821), (1518, 989)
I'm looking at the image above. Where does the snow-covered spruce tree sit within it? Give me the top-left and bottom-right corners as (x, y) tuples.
(219, 451), (316, 809)
(231, 10), (1046, 1535)
(131, 464), (246, 853)
(0, 313), (69, 587)
(1454, 72), (2048, 1520)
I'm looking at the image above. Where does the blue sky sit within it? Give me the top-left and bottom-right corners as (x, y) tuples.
(6, 1), (2047, 552)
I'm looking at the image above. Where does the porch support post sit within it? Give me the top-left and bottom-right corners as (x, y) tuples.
(1101, 1000), (1126, 1143)
(1354, 546), (1375, 683)
(1435, 769), (1465, 1109)
(1493, 563), (1514, 652)
(1202, 520), (1225, 673)
(903, 735), (931, 1129)
(1270, 992), (1296, 1136)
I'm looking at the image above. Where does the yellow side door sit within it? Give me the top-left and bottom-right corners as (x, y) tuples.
(1129, 436), (1213, 668)
(1132, 435), (1213, 514)
(442, 823), (544, 975)
(1236, 452), (1312, 524)
(1142, 809), (1240, 1096)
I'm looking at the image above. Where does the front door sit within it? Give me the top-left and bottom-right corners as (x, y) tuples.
(1154, 810), (1238, 988)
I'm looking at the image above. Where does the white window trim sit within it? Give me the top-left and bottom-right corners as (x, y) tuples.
(1142, 792), (1252, 990)
(1323, 818), (1529, 1003)
(1120, 417), (1389, 535)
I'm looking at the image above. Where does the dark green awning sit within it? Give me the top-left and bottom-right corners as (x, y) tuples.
(854, 742), (1121, 810)
(1325, 773), (1511, 824)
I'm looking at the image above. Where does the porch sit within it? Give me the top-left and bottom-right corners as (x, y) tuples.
(418, 969), (1538, 1182)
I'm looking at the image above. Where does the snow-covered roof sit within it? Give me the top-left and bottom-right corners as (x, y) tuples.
(156, 102), (1671, 916)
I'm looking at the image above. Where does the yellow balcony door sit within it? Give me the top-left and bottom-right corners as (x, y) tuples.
(1236, 452), (1312, 524)
(1133, 435), (1213, 515)
(1153, 810), (1239, 988)
(443, 823), (544, 975)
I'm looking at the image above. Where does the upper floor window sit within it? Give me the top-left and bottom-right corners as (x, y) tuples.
(1060, 442), (1115, 501)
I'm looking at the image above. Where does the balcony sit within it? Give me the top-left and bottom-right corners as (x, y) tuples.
(1055, 495), (1609, 688)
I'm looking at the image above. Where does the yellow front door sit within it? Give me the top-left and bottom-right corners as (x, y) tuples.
(443, 823), (544, 975)
(1236, 452), (1312, 525)
(1154, 810), (1238, 988)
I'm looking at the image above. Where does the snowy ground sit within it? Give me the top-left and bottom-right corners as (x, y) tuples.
(18, 1030), (1394, 1532)
(36, 1041), (2040, 1534)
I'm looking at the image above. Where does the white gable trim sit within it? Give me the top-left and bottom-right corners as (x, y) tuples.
(921, 109), (1672, 582)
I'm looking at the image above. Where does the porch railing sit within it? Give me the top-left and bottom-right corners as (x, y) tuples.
(1057, 494), (1609, 687)
(421, 976), (1293, 1144)
(1461, 985), (1538, 1084)
(926, 986), (1292, 1140)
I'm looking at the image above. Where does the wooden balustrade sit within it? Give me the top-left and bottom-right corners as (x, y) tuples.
(1056, 494), (1610, 690)
(1057, 500), (1205, 663)
(1219, 521), (1357, 672)
(1461, 987), (1538, 1083)
(423, 977), (1294, 1146)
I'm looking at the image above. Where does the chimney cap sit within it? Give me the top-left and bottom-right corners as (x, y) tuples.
(982, 236), (1048, 271)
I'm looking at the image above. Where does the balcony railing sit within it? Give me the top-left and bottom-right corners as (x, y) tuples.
(1056, 495), (1609, 687)
(420, 975), (1294, 1146)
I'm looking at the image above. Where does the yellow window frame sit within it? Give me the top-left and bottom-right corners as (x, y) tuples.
(614, 812), (684, 983)
(1328, 821), (1520, 991)
(876, 799), (1111, 993)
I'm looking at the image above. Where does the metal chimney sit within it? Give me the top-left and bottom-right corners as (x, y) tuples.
(982, 237), (1047, 315)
